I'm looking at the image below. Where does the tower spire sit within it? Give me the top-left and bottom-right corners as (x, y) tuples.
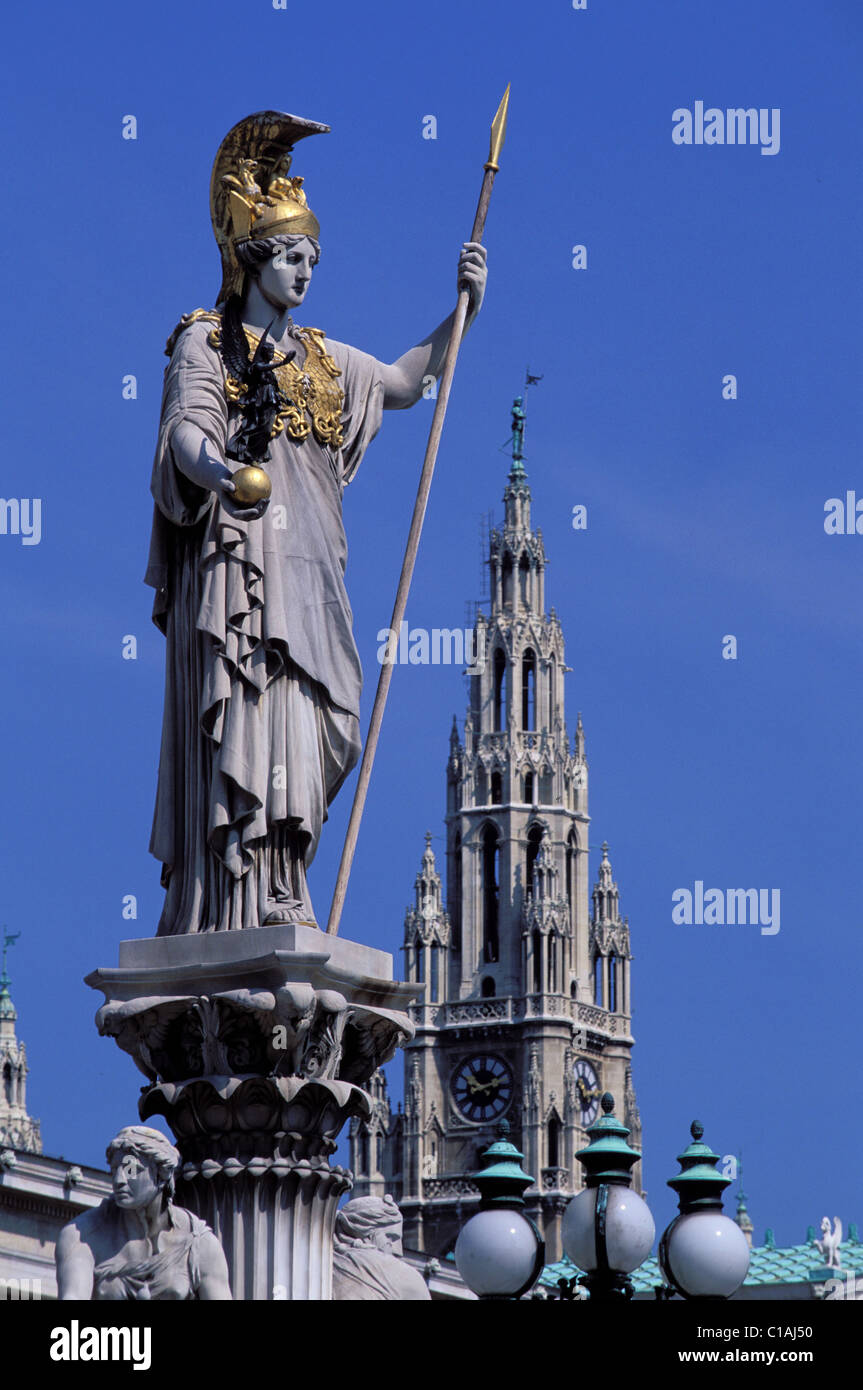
(0, 929), (21, 1033)
(0, 930), (42, 1154)
(504, 396), (531, 526)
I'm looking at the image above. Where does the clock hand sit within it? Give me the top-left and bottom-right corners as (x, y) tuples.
(469, 1076), (503, 1097)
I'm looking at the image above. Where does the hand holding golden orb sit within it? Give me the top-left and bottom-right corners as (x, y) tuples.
(231, 464), (272, 504)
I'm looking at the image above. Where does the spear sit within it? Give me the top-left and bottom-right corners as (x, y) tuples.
(327, 85), (511, 936)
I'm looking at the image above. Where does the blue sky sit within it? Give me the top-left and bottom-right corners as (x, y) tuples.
(1, 0), (861, 1250)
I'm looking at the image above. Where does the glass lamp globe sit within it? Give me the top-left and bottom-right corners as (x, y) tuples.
(660, 1211), (750, 1298)
(561, 1184), (655, 1274)
(454, 1208), (541, 1298)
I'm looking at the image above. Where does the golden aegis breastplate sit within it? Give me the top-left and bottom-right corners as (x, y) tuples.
(169, 310), (346, 450)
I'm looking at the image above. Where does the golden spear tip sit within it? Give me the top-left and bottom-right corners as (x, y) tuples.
(486, 83), (511, 172)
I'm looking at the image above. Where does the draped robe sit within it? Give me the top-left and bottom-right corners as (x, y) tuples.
(93, 1204), (211, 1301)
(145, 315), (385, 933)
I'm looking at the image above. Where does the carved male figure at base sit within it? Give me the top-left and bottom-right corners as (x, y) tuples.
(332, 1194), (431, 1300)
(56, 1126), (232, 1299)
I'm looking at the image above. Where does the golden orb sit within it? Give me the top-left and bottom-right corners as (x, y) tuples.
(231, 465), (272, 505)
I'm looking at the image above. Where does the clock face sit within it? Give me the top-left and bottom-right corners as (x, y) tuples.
(574, 1058), (601, 1126)
(451, 1054), (514, 1123)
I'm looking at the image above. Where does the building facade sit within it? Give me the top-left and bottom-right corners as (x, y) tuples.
(0, 943), (110, 1299)
(350, 401), (642, 1262)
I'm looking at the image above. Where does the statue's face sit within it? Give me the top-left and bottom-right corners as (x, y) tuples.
(111, 1149), (161, 1210)
(375, 1223), (403, 1257)
(257, 237), (316, 310)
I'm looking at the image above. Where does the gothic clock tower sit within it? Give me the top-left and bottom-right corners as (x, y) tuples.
(350, 400), (641, 1263)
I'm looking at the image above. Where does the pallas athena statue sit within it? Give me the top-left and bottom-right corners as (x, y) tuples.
(145, 111), (486, 934)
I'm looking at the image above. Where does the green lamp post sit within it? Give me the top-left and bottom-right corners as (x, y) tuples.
(561, 1092), (655, 1301)
(454, 1123), (546, 1300)
(658, 1121), (751, 1299)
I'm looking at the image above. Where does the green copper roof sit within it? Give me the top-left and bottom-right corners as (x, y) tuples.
(540, 1226), (863, 1293)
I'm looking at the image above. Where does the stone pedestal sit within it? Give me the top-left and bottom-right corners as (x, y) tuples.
(86, 924), (416, 1300)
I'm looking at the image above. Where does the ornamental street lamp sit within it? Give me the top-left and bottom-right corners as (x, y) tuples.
(454, 1123), (545, 1300)
(658, 1121), (751, 1300)
(561, 1092), (655, 1301)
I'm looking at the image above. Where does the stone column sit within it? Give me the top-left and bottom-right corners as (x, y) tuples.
(86, 923), (416, 1300)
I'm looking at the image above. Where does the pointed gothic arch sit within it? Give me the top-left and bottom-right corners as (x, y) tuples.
(430, 943), (441, 1001)
(538, 763), (554, 803)
(476, 765), (488, 804)
(547, 652), (556, 730)
(481, 821), (500, 964)
(493, 647), (507, 732)
(521, 649), (536, 730)
(502, 552), (514, 609)
(451, 830), (462, 946)
(518, 552), (531, 608)
(526, 822), (544, 897)
(547, 1108), (563, 1168)
(566, 827), (578, 930)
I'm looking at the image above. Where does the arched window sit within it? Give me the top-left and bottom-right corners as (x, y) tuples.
(526, 823), (543, 897)
(482, 824), (500, 963)
(548, 1112), (562, 1168)
(533, 928), (542, 993)
(570, 979), (578, 1000)
(547, 654), (556, 730)
(608, 954), (618, 1013)
(493, 648), (507, 732)
(360, 1129), (369, 1173)
(476, 767), (488, 804)
(518, 553), (531, 608)
(491, 770), (502, 804)
(451, 832), (462, 947)
(566, 829), (577, 929)
(549, 937), (558, 993)
(593, 954), (603, 1006)
(521, 650), (536, 730)
(3, 1063), (12, 1107)
(502, 553), (514, 609)
(481, 976), (496, 998)
(524, 771), (534, 804)
(415, 945), (425, 984)
(430, 945), (440, 1001)
(376, 1133), (384, 1172)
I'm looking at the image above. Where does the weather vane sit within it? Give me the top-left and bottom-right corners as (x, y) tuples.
(1, 928), (20, 980)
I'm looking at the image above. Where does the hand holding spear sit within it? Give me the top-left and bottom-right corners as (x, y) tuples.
(327, 85), (511, 937)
